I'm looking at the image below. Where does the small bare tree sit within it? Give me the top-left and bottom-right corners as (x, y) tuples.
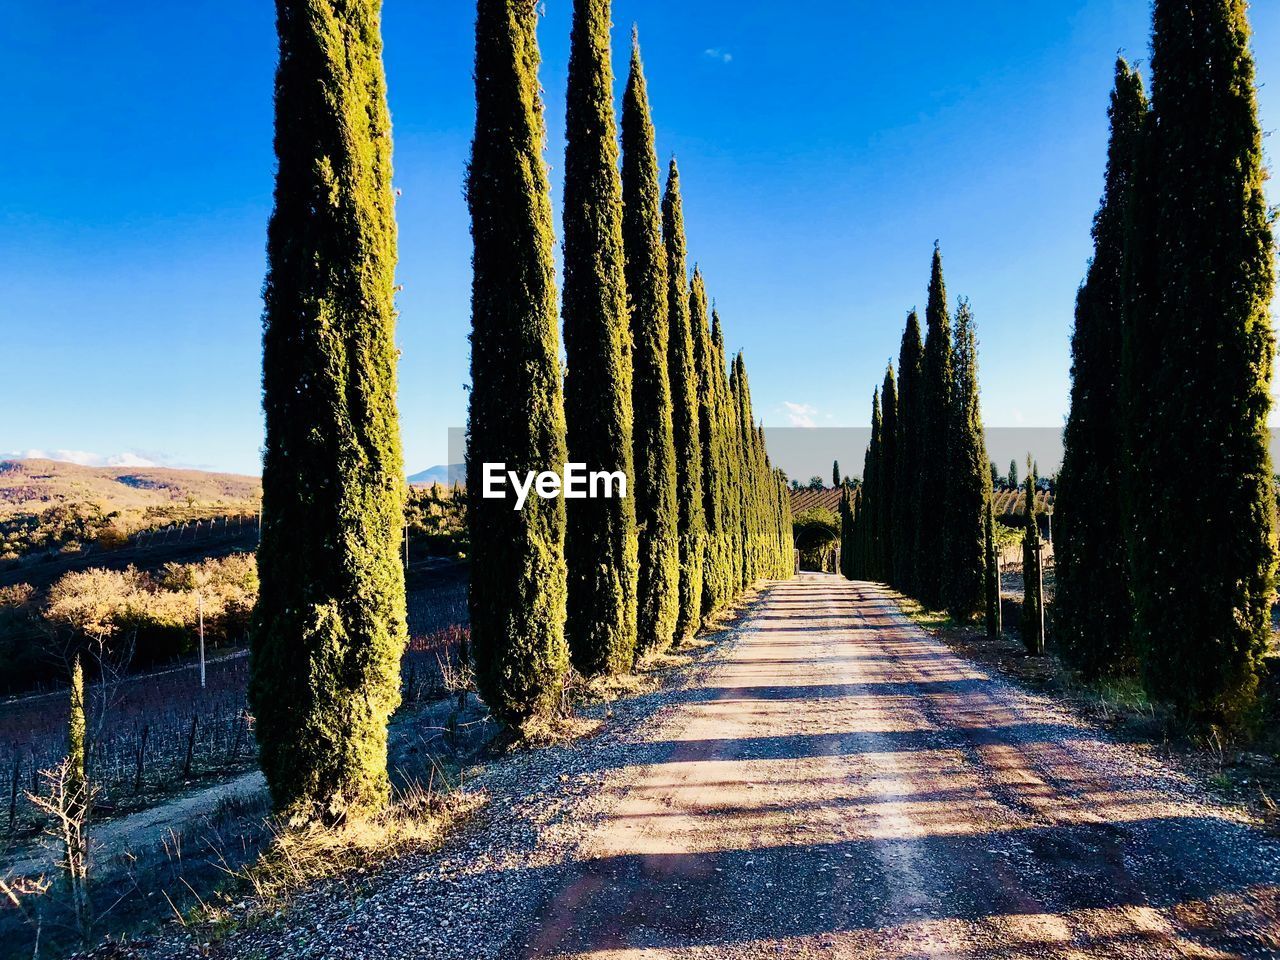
(25, 656), (95, 946)
(27, 760), (94, 946)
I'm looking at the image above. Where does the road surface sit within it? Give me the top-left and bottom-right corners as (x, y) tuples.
(515, 574), (1280, 958)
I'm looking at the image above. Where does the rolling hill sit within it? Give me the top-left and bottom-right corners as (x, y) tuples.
(0, 458), (261, 515)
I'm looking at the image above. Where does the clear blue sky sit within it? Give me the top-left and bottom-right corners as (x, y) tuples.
(2, 1), (1277, 476)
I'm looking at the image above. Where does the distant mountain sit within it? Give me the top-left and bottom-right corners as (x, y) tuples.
(0, 458), (261, 515)
(408, 464), (464, 486)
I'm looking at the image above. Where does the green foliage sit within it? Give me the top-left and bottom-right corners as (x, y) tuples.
(943, 298), (989, 620)
(31, 554), (259, 684)
(405, 483), (468, 557)
(68, 654), (86, 806)
(915, 244), (953, 608)
(0, 502), (115, 562)
(1124, 0), (1276, 723)
(832, 461), (841, 490)
(1055, 59), (1147, 681)
(792, 507), (839, 549)
(251, 0), (407, 821)
(691, 271), (730, 614)
(838, 485), (853, 579)
(892, 311), (924, 595)
(984, 499), (1001, 638)
(863, 389), (883, 579)
(1021, 472), (1044, 654)
(877, 366), (897, 584)
(622, 34), (679, 657)
(466, 0), (569, 730)
(1008, 459), (1018, 491)
(663, 160), (705, 642)
(562, 0), (638, 677)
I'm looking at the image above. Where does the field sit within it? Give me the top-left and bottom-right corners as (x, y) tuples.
(0, 562), (469, 839)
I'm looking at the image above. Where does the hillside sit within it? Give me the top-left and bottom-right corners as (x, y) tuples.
(0, 459), (261, 515)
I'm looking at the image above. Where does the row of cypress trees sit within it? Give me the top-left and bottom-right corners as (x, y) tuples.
(842, 249), (991, 622)
(248, 0), (790, 819)
(1055, 0), (1276, 725)
(467, 0), (792, 735)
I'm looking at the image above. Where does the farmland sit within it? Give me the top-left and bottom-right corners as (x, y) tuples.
(0, 560), (469, 842)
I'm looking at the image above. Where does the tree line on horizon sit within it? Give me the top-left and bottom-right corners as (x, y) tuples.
(1054, 0), (1276, 726)
(839, 246), (993, 625)
(247, 0), (793, 821)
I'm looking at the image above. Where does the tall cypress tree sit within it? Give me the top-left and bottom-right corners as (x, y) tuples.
(916, 245), (953, 608)
(892, 311), (924, 595)
(943, 297), (990, 620)
(711, 311), (743, 594)
(1125, 0), (1276, 722)
(1008, 459), (1018, 491)
(832, 460), (842, 489)
(1021, 468), (1044, 654)
(562, 0), (638, 677)
(838, 483), (853, 578)
(1056, 59), (1147, 680)
(877, 365), (898, 584)
(466, 0), (568, 731)
(691, 270), (728, 613)
(251, 0), (407, 818)
(663, 160), (704, 642)
(984, 499), (1001, 638)
(865, 389), (883, 580)
(621, 32), (678, 656)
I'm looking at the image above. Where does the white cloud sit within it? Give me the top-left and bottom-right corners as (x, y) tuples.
(704, 48), (733, 63)
(6, 449), (159, 468)
(782, 402), (818, 428)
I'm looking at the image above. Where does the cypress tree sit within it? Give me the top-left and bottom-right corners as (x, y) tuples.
(663, 160), (704, 642)
(1008, 459), (1018, 491)
(621, 32), (678, 656)
(984, 499), (1001, 638)
(943, 298), (990, 620)
(1021, 468), (1044, 654)
(892, 312), (924, 595)
(712, 311), (744, 594)
(251, 0), (407, 818)
(832, 460), (841, 489)
(1056, 59), (1147, 680)
(916, 245), (953, 608)
(1125, 0), (1276, 722)
(67, 653), (86, 809)
(865, 389), (883, 580)
(562, 0), (638, 677)
(848, 486), (864, 579)
(777, 467), (795, 578)
(877, 366), (898, 584)
(691, 270), (728, 612)
(466, 0), (568, 731)
(839, 484), (853, 578)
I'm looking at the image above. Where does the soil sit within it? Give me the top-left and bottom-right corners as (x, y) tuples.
(138, 572), (1280, 959)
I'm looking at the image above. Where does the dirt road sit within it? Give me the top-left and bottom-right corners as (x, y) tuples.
(515, 574), (1280, 958)
(191, 573), (1280, 960)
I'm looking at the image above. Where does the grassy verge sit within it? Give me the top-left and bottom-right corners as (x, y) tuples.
(185, 780), (485, 939)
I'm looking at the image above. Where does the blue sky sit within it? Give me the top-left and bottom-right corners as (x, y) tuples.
(2, 1), (1277, 476)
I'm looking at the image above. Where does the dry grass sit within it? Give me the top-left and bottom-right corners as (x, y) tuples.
(188, 782), (485, 932)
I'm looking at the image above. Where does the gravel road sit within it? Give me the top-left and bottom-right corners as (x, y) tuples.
(188, 573), (1280, 960)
